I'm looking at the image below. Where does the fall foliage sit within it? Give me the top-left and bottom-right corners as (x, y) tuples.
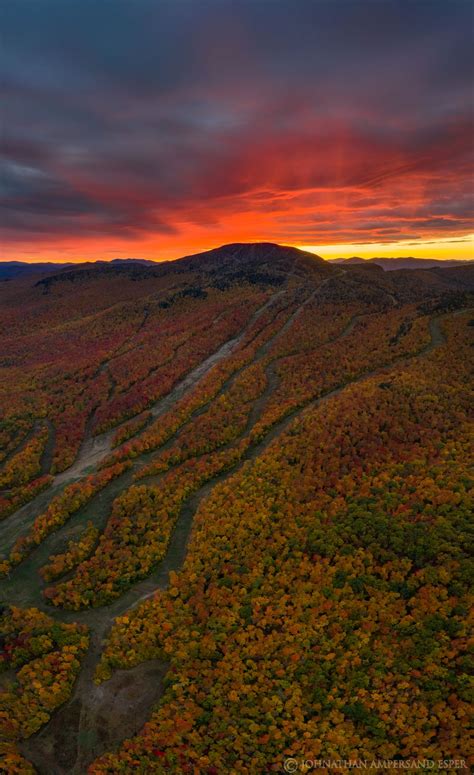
(0, 246), (472, 772)
(92, 313), (473, 771)
(0, 606), (88, 741)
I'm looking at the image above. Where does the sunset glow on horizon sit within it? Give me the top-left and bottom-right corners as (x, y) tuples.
(1, 1), (473, 265)
(302, 235), (474, 262)
(5, 235), (474, 265)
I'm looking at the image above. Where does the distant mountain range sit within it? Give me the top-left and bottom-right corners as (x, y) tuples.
(1, 252), (473, 280)
(329, 256), (474, 271)
(0, 258), (156, 280)
(0, 261), (72, 280)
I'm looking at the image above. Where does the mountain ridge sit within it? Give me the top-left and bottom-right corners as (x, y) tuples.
(1, 243), (473, 282)
(330, 256), (474, 271)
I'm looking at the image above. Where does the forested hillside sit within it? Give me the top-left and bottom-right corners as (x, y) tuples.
(0, 244), (472, 773)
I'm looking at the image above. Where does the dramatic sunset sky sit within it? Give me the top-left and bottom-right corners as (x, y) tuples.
(1, 0), (473, 263)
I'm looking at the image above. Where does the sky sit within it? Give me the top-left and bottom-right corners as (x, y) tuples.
(1, 0), (473, 263)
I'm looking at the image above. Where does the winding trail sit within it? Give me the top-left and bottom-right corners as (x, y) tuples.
(39, 419), (56, 478)
(57, 290), (286, 483)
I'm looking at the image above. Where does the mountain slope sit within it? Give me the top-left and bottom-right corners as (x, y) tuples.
(0, 242), (473, 773)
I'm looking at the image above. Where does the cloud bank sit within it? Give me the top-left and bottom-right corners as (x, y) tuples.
(1, 0), (473, 260)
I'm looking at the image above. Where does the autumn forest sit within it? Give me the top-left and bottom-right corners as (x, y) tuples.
(0, 243), (472, 773)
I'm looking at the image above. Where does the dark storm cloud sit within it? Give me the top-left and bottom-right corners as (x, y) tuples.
(1, 0), (473, 252)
